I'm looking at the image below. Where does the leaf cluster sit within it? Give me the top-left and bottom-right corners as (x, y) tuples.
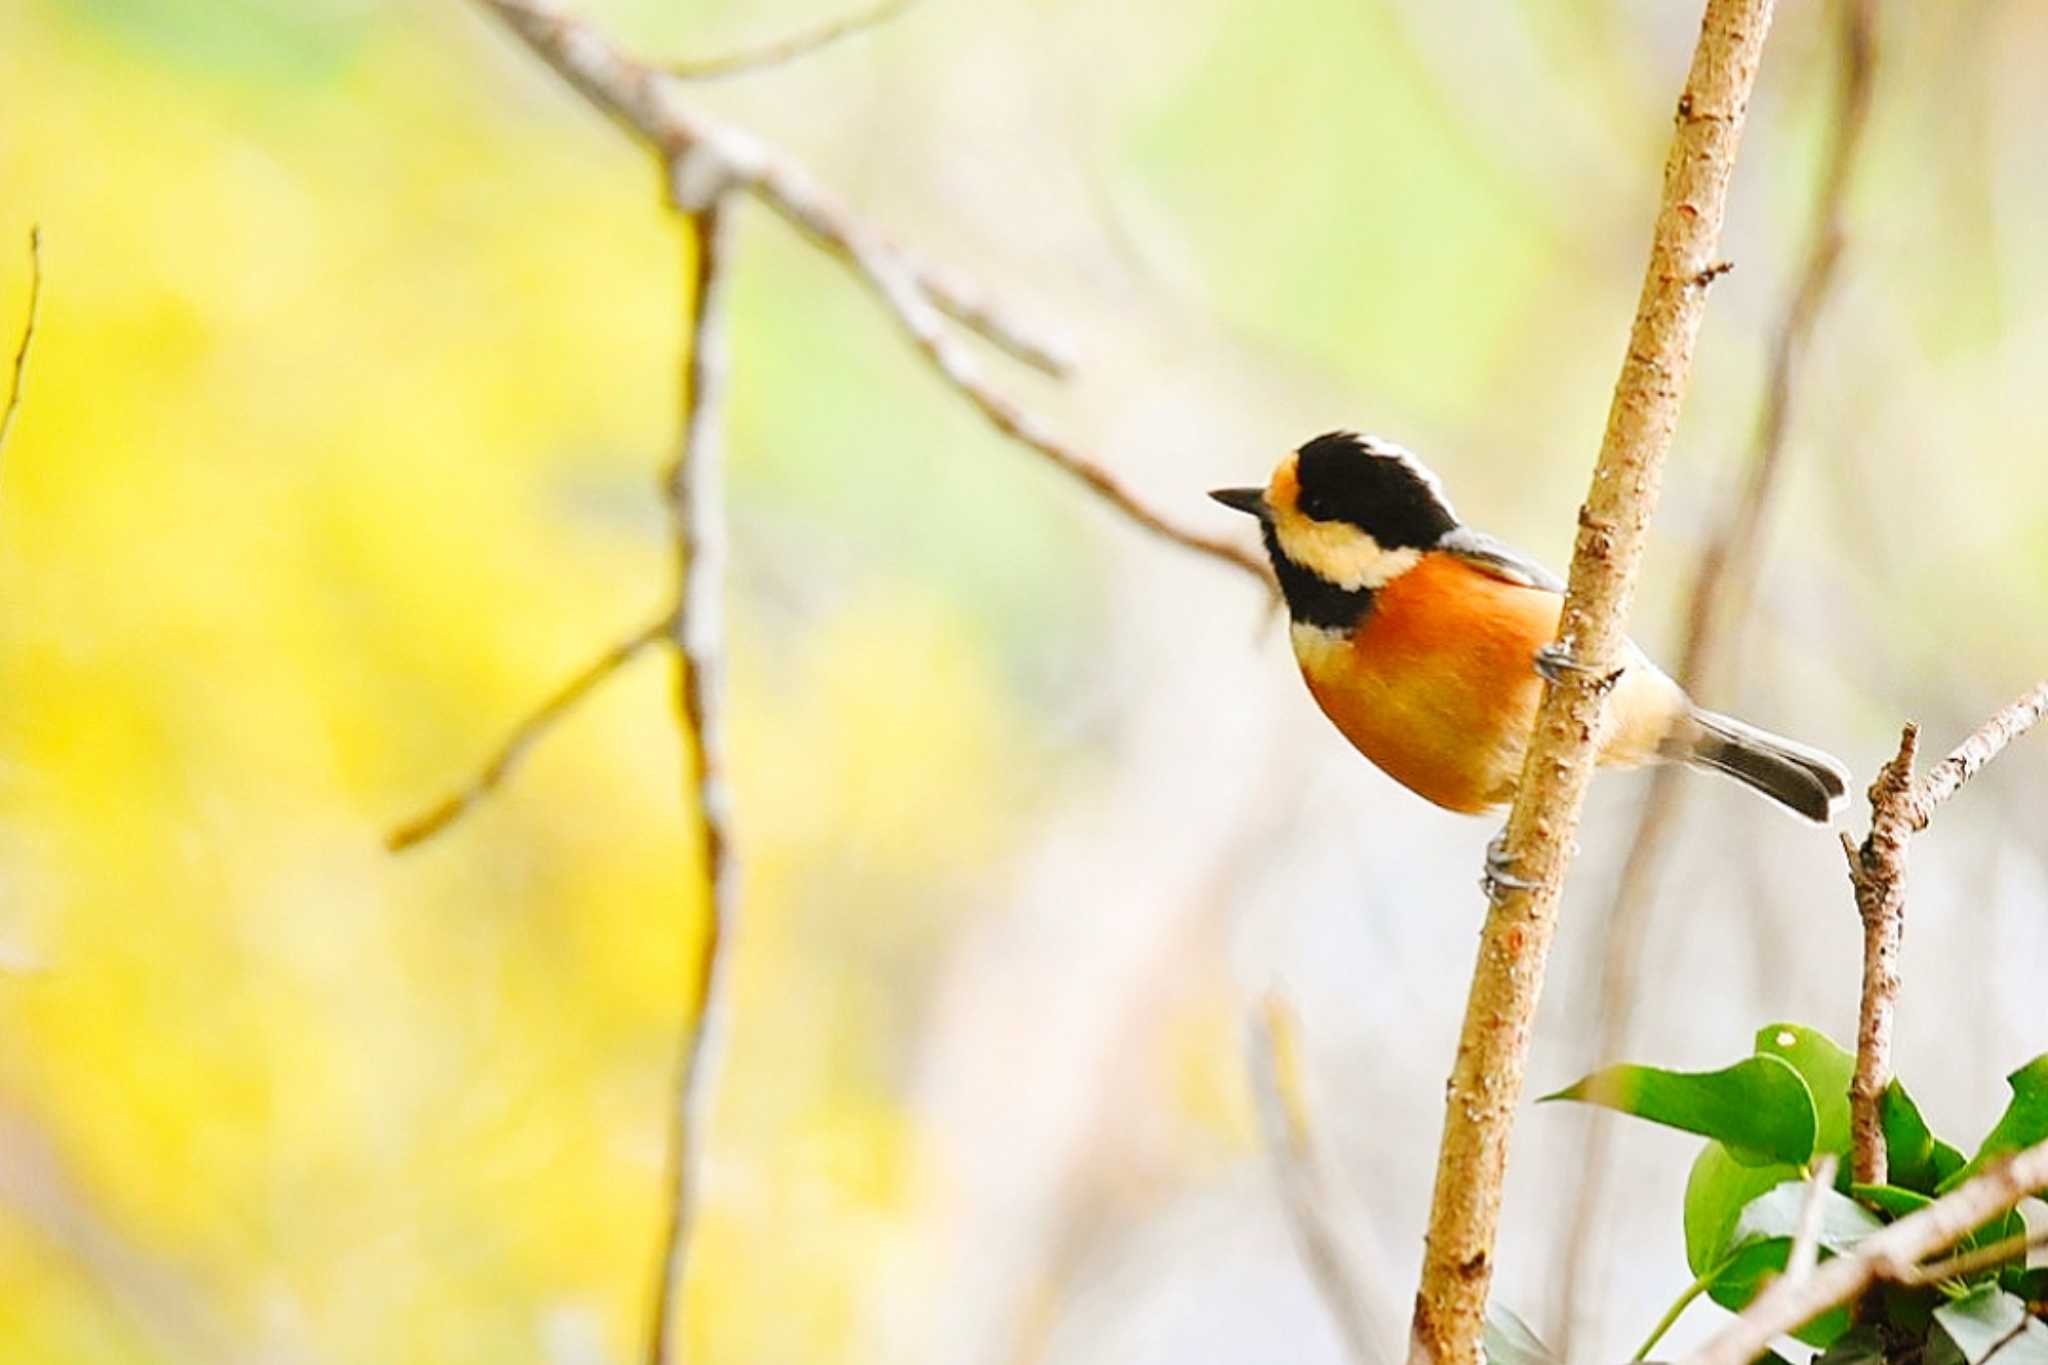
(1489, 1026), (2048, 1365)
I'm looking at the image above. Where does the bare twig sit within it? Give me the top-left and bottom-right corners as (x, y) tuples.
(1555, 0), (1878, 1344)
(1896, 1224), (2048, 1288)
(483, 1), (1071, 374)
(468, 0), (1275, 582)
(385, 613), (673, 850)
(1677, 1140), (2048, 1365)
(1248, 994), (1389, 1365)
(1911, 681), (2048, 825)
(646, 201), (739, 1365)
(1408, 5), (1777, 1363)
(1844, 722), (1918, 1187)
(396, 0), (1268, 845)
(1843, 679), (2048, 1187)
(0, 226), (42, 470)
(1786, 1154), (1841, 1284)
(670, 0), (914, 80)
(808, 191), (1272, 584)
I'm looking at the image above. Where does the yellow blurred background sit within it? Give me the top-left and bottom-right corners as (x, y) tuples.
(3, 2), (2047, 1362)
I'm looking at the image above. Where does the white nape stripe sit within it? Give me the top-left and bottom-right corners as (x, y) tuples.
(1347, 433), (1459, 523)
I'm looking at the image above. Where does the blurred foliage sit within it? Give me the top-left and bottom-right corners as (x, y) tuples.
(0, 2), (1071, 1361)
(5, 0), (2048, 1362)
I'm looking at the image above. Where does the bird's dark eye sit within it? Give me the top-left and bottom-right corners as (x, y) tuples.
(1299, 490), (1331, 520)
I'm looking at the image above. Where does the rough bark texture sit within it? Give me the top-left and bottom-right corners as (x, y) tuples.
(1555, 5), (1876, 1342)
(1407, 4), (1777, 1362)
(1844, 724), (1917, 1188)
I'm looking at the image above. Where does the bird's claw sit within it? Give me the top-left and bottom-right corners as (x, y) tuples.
(1534, 641), (1623, 693)
(1481, 830), (1537, 900)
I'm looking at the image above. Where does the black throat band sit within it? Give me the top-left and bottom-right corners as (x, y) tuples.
(1261, 522), (1377, 630)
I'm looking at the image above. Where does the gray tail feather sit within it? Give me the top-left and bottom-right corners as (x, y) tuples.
(1682, 708), (1851, 824)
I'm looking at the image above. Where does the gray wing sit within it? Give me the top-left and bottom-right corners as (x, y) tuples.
(1437, 527), (1566, 593)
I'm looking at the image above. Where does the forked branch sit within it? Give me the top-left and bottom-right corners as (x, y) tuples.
(1844, 680), (2048, 1186)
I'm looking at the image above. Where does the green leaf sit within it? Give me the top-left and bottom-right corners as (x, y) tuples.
(1943, 1056), (2048, 1193)
(1732, 1179), (1884, 1252)
(1934, 1286), (2048, 1365)
(1885, 1079), (1943, 1192)
(1755, 1023), (1856, 1158)
(1484, 1303), (1561, 1365)
(1685, 1143), (1799, 1274)
(1682, 1026), (1862, 1274)
(2004, 1268), (2048, 1303)
(1853, 1183), (1935, 1219)
(1705, 1238), (1853, 1347)
(1884, 1283), (1939, 1338)
(1543, 1054), (1817, 1164)
(1699, 1182), (1881, 1350)
(1935, 1140), (1969, 1186)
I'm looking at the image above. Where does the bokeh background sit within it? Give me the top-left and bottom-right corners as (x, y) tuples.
(3, 1), (2046, 1361)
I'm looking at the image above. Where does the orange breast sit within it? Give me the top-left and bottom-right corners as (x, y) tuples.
(1293, 552), (1557, 813)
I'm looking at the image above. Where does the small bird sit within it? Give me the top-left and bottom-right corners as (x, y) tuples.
(1211, 431), (1848, 856)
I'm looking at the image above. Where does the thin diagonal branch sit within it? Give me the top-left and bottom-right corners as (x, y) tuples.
(468, 0), (1273, 583)
(1, 225), (43, 470)
(1785, 1154), (1840, 1285)
(1247, 994), (1388, 1365)
(483, 0), (1071, 378)
(793, 181), (1271, 583)
(1844, 679), (2048, 1186)
(1554, 0), (1878, 1345)
(646, 200), (738, 1365)
(1896, 1225), (2048, 1289)
(670, 0), (914, 80)
(1409, 5), (1776, 1363)
(1677, 1139), (2048, 1365)
(1911, 680), (2048, 825)
(385, 613), (673, 851)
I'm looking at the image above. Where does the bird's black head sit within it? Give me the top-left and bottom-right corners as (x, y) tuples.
(1290, 431), (1459, 549)
(1209, 431), (1459, 628)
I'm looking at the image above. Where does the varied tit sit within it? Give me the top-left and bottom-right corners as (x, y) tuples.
(1211, 431), (1848, 852)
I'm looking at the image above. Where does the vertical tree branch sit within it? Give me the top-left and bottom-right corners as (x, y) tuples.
(1843, 723), (1917, 1187)
(1554, 1), (1877, 1343)
(1409, 4), (1776, 1362)
(646, 198), (738, 1365)
(0, 226), (43, 472)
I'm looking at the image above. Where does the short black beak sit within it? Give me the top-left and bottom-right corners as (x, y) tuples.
(1209, 487), (1267, 518)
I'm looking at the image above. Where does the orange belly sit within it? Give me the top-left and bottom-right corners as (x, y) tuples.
(1292, 552), (1682, 813)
